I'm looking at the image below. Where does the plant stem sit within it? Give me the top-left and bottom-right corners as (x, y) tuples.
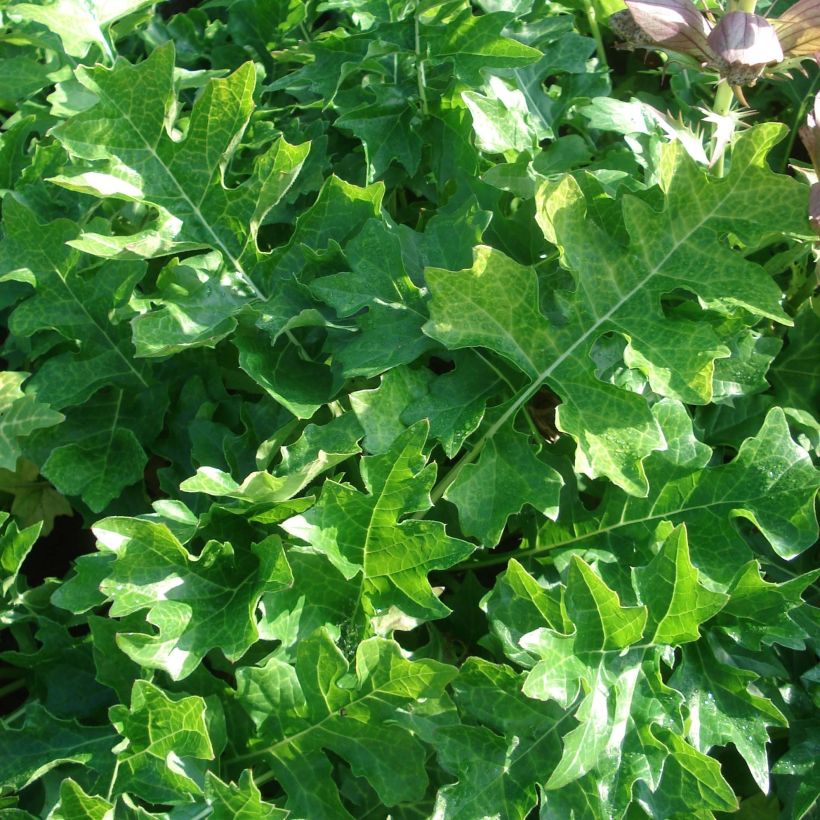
(583, 0), (608, 67)
(0, 678), (26, 699)
(105, 759), (120, 801)
(414, 16), (428, 116)
(2, 705), (26, 726)
(255, 770), (275, 787)
(711, 81), (734, 177)
(428, 377), (545, 505)
(711, 0), (755, 176)
(781, 73), (820, 173)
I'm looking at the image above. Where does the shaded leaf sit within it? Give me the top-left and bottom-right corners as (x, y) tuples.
(236, 631), (456, 817)
(0, 703), (115, 790)
(445, 425), (563, 545)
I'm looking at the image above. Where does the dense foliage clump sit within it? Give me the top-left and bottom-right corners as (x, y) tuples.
(0, 0), (818, 817)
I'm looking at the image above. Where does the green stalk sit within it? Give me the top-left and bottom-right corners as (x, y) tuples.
(711, 81), (734, 178)
(1, 705), (26, 726)
(414, 16), (429, 116)
(711, 0), (756, 176)
(781, 73), (820, 173)
(0, 678), (26, 699)
(583, 0), (608, 67)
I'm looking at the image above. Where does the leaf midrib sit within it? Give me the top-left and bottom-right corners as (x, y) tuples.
(46, 252), (148, 388)
(91, 76), (263, 300)
(228, 676), (429, 765)
(430, 161), (751, 502)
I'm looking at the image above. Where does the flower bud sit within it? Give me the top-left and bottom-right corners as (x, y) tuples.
(609, 9), (655, 47)
(624, 0), (712, 58)
(798, 92), (820, 174)
(707, 12), (783, 84)
(809, 183), (820, 237)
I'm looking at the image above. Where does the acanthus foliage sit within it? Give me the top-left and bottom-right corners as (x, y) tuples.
(0, 0), (817, 818)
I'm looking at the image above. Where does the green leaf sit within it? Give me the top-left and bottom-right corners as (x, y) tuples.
(27, 385), (166, 512)
(1, 513), (41, 600)
(632, 524), (728, 645)
(398, 196), (491, 275)
(52, 44), (309, 295)
(641, 727), (738, 816)
(480, 558), (566, 666)
(42, 427), (147, 513)
(271, 411), (363, 486)
(183, 412), (362, 509)
(432, 659), (563, 819)
(715, 562), (820, 650)
(0, 53), (54, 107)
(670, 642), (787, 792)
(535, 401), (820, 587)
(0, 618), (112, 722)
(235, 654), (306, 737)
(769, 301), (820, 418)
(565, 555), (647, 655)
(257, 550), (358, 659)
(0, 458), (72, 535)
(282, 422), (474, 621)
(130, 252), (247, 357)
(8, 0), (153, 58)
(424, 126), (806, 495)
(401, 350), (501, 457)
(462, 76), (540, 156)
(235, 331), (341, 418)
(335, 85), (423, 180)
(109, 680), (213, 803)
(483, 556), (732, 809)
(424, 243), (664, 496)
(204, 770), (288, 819)
(710, 323), (782, 402)
(53, 779), (114, 820)
(50, 553), (114, 614)
(180, 467), (295, 506)
(773, 738), (820, 820)
(215, 0), (306, 65)
(236, 631), (456, 817)
(350, 365), (432, 454)
(312, 218), (434, 377)
(87, 613), (145, 703)
(445, 425), (563, 545)
(0, 198), (148, 408)
(422, 8), (542, 85)
(516, 561), (656, 794)
(0, 703), (115, 790)
(265, 174), (384, 284)
(0, 374), (64, 472)
(93, 518), (292, 679)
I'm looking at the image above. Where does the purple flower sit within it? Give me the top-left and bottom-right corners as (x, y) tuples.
(611, 0), (820, 84)
(772, 0), (820, 58)
(798, 91), (820, 236)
